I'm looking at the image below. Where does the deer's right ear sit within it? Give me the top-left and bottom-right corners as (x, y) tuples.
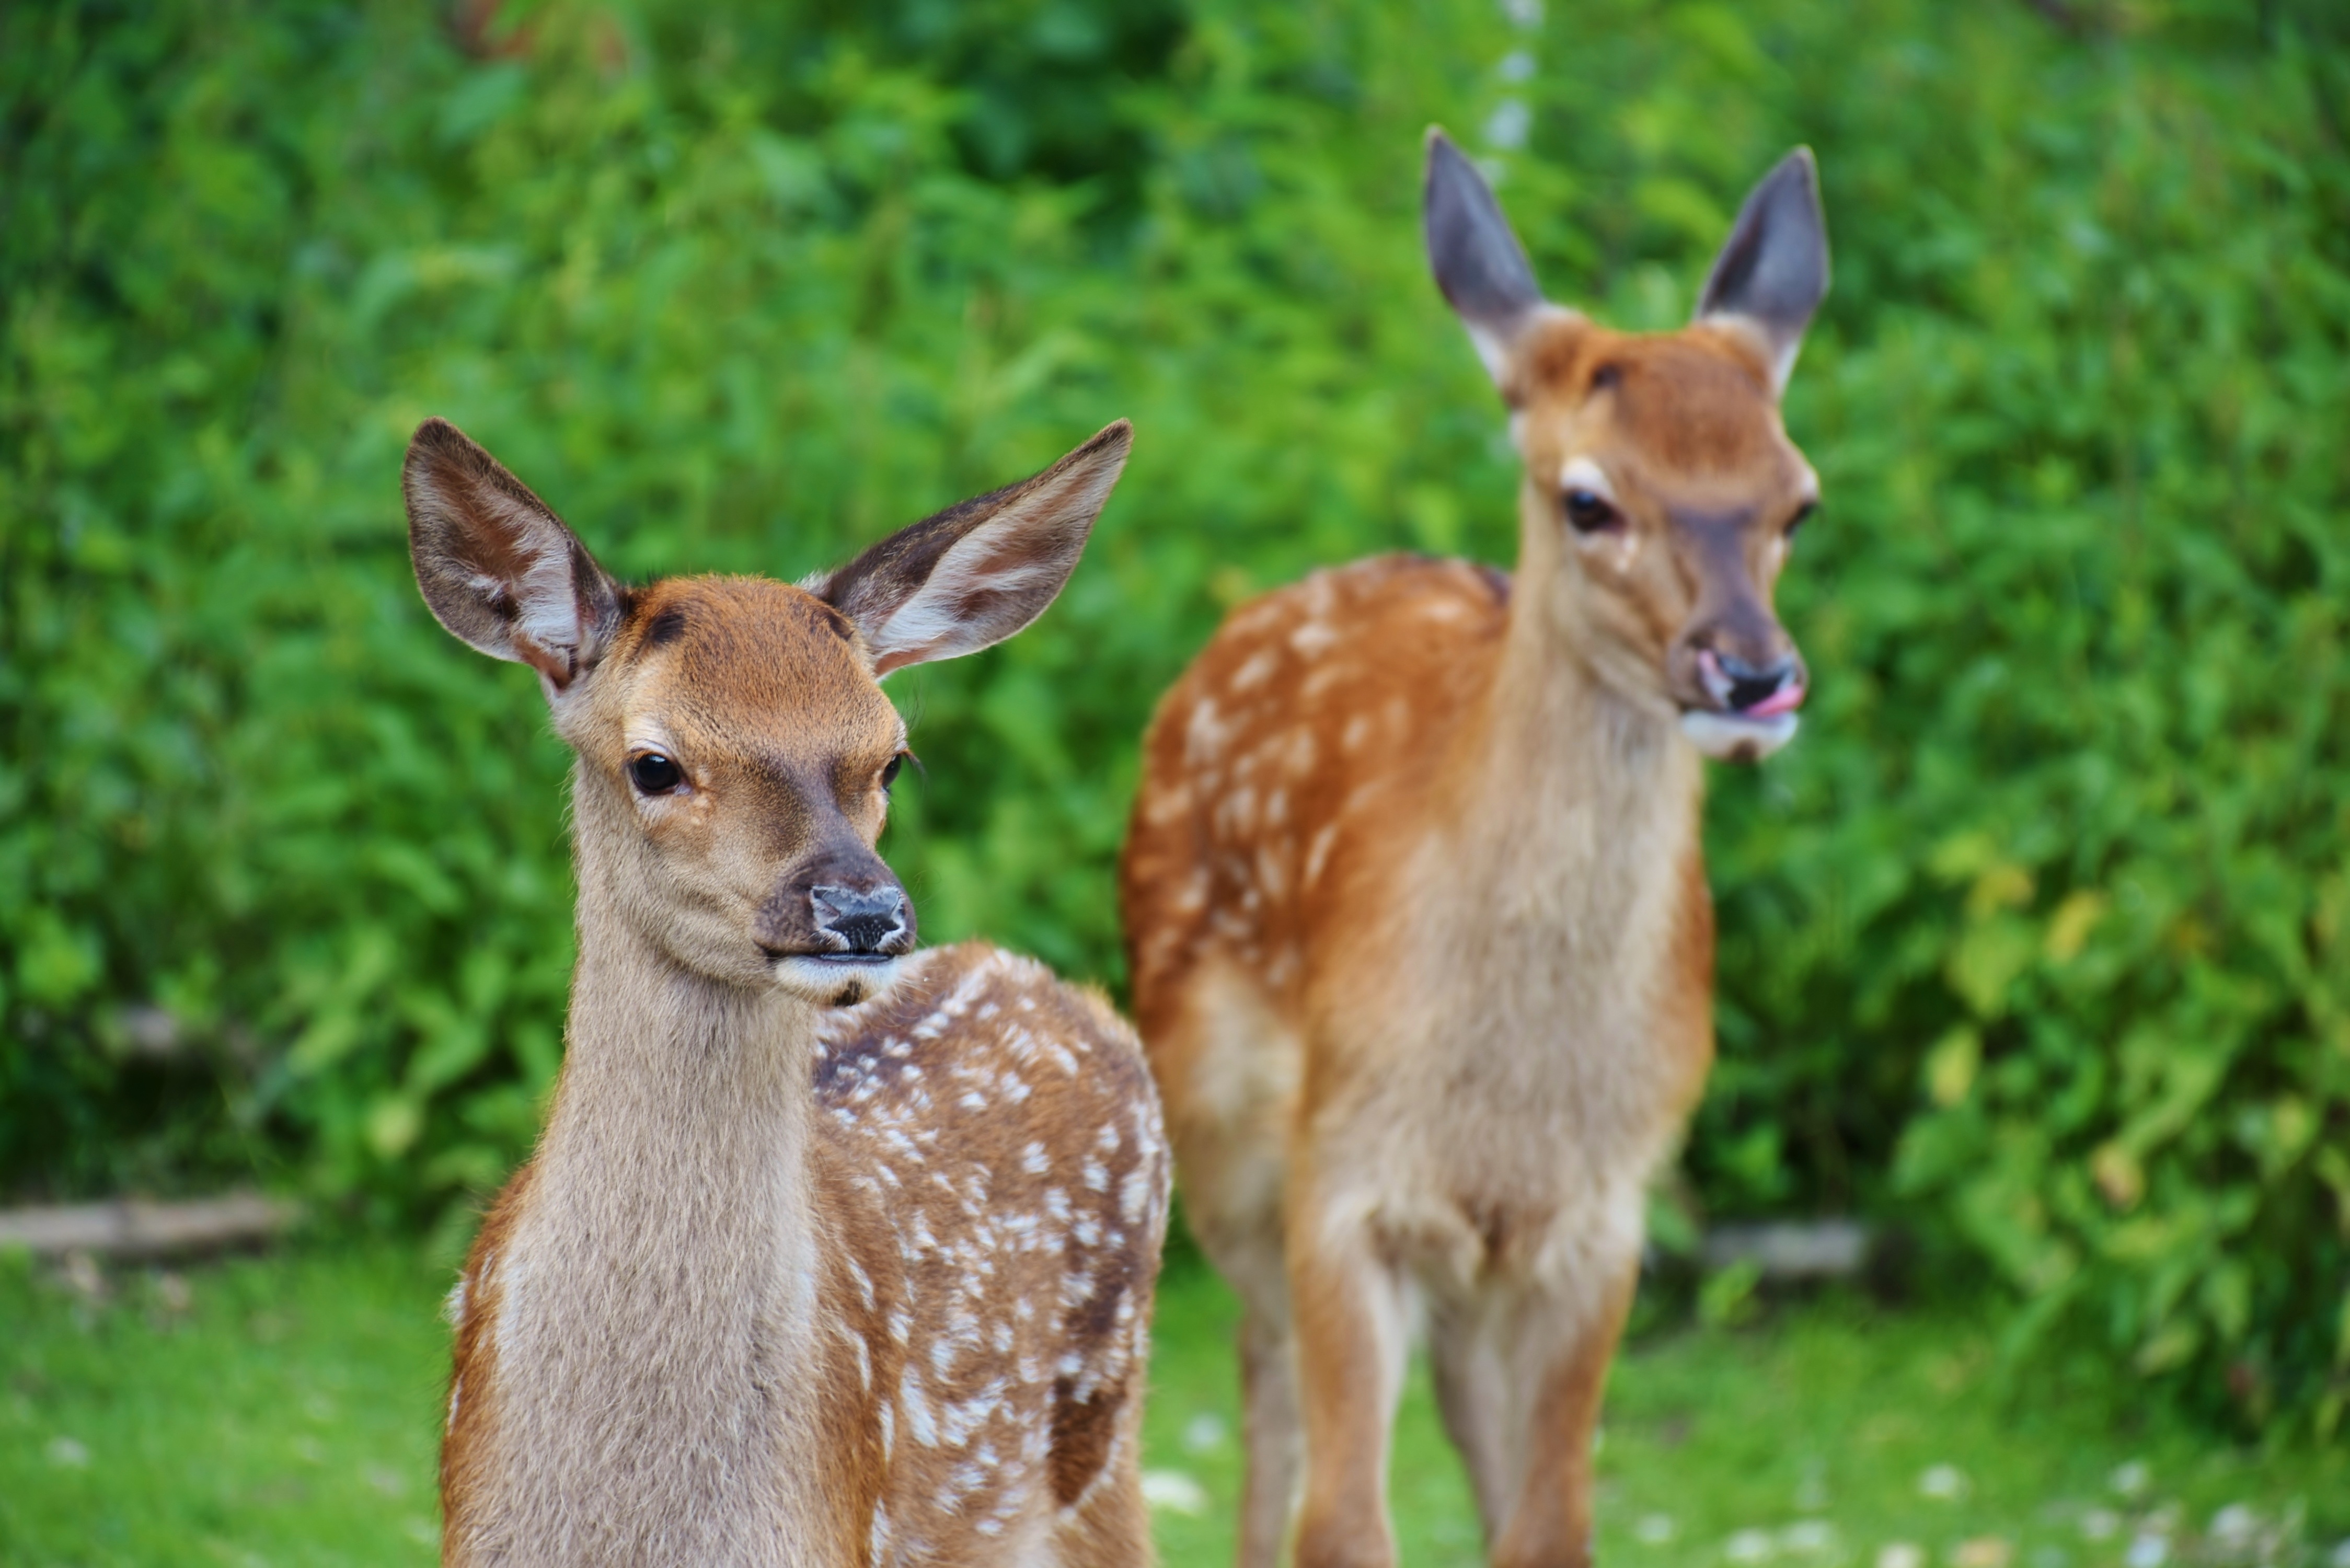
(1424, 128), (1549, 390)
(402, 418), (624, 698)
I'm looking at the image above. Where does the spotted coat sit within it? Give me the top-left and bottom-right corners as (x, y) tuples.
(810, 942), (1170, 1562)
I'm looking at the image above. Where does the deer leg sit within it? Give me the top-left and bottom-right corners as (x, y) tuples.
(1489, 1252), (1640, 1568)
(1234, 1300), (1303, 1568)
(1056, 1396), (1155, 1567)
(1429, 1298), (1519, 1546)
(1287, 1208), (1410, 1568)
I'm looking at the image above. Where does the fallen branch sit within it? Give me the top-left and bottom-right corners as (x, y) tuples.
(1701, 1219), (1873, 1280)
(0, 1194), (299, 1260)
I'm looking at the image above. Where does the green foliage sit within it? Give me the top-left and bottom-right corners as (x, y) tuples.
(3, 0), (2347, 1428)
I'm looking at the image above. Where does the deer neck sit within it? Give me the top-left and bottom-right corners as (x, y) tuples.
(486, 786), (828, 1549)
(1442, 489), (1704, 932)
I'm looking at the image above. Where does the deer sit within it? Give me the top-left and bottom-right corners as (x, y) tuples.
(1119, 131), (1831, 1568)
(401, 414), (1171, 1566)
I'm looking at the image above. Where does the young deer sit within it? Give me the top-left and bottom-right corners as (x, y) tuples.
(1120, 133), (1830, 1568)
(404, 416), (1169, 1566)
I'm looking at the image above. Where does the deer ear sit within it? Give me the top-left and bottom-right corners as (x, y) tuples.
(402, 418), (624, 698)
(1424, 128), (1550, 390)
(809, 421), (1132, 676)
(1695, 147), (1830, 396)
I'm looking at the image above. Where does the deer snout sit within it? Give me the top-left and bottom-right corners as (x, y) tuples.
(754, 854), (918, 965)
(811, 883), (914, 956)
(1673, 630), (1808, 763)
(757, 861), (917, 1008)
(1697, 647), (1806, 718)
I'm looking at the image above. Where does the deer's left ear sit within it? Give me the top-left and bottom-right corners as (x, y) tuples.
(1695, 147), (1831, 396)
(809, 421), (1133, 676)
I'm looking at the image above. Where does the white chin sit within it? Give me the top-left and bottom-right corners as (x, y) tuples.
(1679, 710), (1800, 762)
(773, 955), (904, 1008)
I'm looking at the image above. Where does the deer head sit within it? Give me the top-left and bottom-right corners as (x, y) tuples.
(1425, 131), (1830, 762)
(403, 417), (1132, 1005)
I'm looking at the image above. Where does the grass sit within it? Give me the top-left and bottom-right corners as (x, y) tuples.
(2, 1243), (2343, 1567)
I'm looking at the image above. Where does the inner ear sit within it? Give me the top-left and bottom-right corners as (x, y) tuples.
(1694, 148), (1830, 395)
(402, 418), (624, 695)
(810, 421), (1133, 676)
(1423, 128), (1556, 391)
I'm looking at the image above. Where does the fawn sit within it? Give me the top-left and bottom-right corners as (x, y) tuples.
(1120, 132), (1830, 1568)
(404, 416), (1169, 1565)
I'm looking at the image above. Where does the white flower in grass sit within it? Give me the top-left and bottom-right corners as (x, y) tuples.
(1878, 1542), (1927, 1568)
(1918, 1463), (1967, 1501)
(2124, 1535), (2168, 1568)
(1139, 1470), (1208, 1516)
(1781, 1520), (1838, 1555)
(46, 1435), (90, 1468)
(2109, 1459), (2149, 1498)
(2080, 1509), (2122, 1542)
(1180, 1412), (1226, 1454)
(1726, 1528), (1776, 1563)
(1498, 50), (1535, 83)
(1636, 1515), (1677, 1546)
(2206, 1506), (2257, 1546)
(2328, 1539), (2350, 1568)
(1952, 1537), (2013, 1568)
(1499, 0), (1543, 28)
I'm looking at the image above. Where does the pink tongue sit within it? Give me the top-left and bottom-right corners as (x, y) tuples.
(1743, 682), (1805, 719)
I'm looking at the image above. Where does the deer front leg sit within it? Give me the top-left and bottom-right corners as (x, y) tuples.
(1235, 1301), (1304, 1568)
(1429, 1296), (1520, 1547)
(1490, 1249), (1641, 1568)
(1287, 1193), (1411, 1568)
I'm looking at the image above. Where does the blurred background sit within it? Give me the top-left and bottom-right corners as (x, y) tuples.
(4, 0), (2349, 1559)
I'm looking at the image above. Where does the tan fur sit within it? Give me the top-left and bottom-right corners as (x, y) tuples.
(409, 421), (1166, 1567)
(1121, 235), (1819, 1566)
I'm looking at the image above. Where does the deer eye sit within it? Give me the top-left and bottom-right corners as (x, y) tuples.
(1787, 500), (1818, 538)
(880, 754), (905, 792)
(628, 752), (683, 794)
(1562, 489), (1622, 535)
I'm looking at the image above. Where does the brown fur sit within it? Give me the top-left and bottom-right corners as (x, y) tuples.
(407, 419), (1166, 1566)
(1120, 149), (1825, 1568)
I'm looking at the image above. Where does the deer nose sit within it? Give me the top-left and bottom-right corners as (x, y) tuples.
(810, 884), (913, 955)
(1699, 648), (1806, 718)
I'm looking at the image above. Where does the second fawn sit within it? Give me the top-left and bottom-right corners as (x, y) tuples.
(405, 416), (1169, 1565)
(1121, 133), (1831, 1568)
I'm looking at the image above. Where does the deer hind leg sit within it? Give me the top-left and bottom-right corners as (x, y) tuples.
(1488, 1249), (1641, 1568)
(1287, 1196), (1411, 1568)
(1429, 1296), (1524, 1548)
(1053, 1398), (1154, 1568)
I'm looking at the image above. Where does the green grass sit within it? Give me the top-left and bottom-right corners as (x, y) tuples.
(3, 1246), (2343, 1566)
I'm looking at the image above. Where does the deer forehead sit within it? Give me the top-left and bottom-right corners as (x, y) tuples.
(600, 577), (903, 763)
(1520, 326), (1806, 498)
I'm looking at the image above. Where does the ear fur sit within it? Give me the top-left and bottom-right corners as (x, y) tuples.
(1694, 147), (1830, 395)
(402, 417), (624, 696)
(809, 421), (1133, 676)
(1424, 127), (1551, 389)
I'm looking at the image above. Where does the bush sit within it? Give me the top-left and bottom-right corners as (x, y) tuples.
(4, 0), (2346, 1428)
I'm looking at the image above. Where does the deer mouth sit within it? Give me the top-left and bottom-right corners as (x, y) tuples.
(1679, 707), (1800, 762)
(764, 948), (906, 1008)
